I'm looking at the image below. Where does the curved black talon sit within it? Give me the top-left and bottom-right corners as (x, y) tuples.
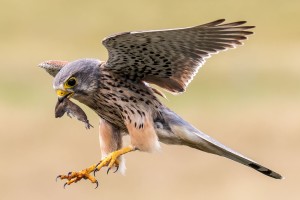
(63, 182), (68, 189)
(113, 166), (119, 173)
(107, 167), (111, 174)
(94, 180), (99, 189)
(93, 168), (99, 177)
(56, 175), (61, 182)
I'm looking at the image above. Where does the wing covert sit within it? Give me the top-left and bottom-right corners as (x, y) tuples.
(102, 19), (254, 93)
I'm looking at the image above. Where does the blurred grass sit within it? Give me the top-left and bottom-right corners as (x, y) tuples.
(0, 0), (299, 200)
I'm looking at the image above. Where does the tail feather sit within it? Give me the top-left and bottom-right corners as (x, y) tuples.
(193, 130), (283, 179)
(155, 108), (283, 179)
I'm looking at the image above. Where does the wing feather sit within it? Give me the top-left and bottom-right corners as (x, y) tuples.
(102, 19), (254, 93)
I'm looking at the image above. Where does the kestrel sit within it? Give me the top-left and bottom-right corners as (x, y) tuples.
(39, 19), (282, 188)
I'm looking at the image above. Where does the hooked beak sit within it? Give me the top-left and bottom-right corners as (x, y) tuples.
(56, 89), (73, 102)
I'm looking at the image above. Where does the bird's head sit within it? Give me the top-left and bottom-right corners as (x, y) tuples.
(53, 59), (101, 103)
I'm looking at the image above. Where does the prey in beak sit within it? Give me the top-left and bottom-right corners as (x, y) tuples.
(55, 93), (93, 129)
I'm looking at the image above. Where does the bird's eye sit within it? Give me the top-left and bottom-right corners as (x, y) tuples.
(65, 77), (77, 88)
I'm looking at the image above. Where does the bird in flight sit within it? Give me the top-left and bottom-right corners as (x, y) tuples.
(39, 19), (282, 188)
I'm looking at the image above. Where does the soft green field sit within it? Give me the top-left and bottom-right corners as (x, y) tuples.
(0, 0), (299, 199)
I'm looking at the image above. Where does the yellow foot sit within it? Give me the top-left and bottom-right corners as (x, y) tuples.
(56, 146), (136, 188)
(94, 146), (136, 175)
(56, 164), (99, 188)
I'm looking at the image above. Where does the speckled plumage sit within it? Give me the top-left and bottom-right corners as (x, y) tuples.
(93, 66), (162, 132)
(39, 20), (282, 186)
(103, 19), (253, 93)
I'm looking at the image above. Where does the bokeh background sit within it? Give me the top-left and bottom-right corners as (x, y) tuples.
(0, 0), (299, 199)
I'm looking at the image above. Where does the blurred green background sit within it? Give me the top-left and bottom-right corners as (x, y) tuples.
(0, 0), (299, 199)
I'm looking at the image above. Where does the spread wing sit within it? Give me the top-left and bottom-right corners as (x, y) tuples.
(102, 19), (254, 93)
(38, 60), (69, 77)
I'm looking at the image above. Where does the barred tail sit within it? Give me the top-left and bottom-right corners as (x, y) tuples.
(155, 108), (283, 179)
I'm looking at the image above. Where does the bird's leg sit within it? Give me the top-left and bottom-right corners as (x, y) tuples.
(57, 145), (136, 188)
(94, 145), (136, 174)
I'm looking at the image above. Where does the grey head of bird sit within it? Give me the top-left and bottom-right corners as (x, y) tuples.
(53, 59), (101, 104)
